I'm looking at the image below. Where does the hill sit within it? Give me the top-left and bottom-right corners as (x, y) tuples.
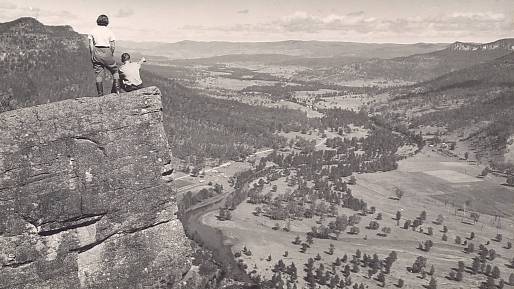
(0, 17), (316, 164)
(412, 52), (514, 92)
(162, 53), (366, 67)
(382, 52), (514, 168)
(0, 17), (96, 112)
(118, 40), (448, 60)
(313, 39), (514, 84)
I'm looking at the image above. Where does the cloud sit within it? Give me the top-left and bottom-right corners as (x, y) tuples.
(237, 9), (249, 14)
(0, 1), (16, 9)
(0, 4), (77, 25)
(115, 8), (134, 18)
(179, 10), (513, 42)
(346, 11), (365, 17)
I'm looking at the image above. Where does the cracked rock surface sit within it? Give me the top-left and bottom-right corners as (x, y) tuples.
(0, 87), (191, 289)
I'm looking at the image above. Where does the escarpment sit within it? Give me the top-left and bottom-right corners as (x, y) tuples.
(0, 87), (191, 289)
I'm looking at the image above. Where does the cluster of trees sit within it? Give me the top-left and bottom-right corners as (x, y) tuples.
(143, 72), (316, 163)
(303, 253), (367, 289)
(0, 19), (96, 112)
(304, 249), (401, 288)
(178, 184), (224, 212)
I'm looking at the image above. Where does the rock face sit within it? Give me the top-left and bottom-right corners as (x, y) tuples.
(449, 38), (514, 52)
(0, 87), (191, 289)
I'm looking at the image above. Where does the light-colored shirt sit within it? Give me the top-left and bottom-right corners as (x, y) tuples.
(88, 26), (115, 47)
(119, 62), (142, 86)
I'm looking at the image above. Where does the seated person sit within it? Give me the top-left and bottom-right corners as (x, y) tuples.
(119, 53), (146, 92)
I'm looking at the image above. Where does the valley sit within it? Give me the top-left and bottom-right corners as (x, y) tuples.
(1, 17), (514, 289)
(146, 37), (514, 289)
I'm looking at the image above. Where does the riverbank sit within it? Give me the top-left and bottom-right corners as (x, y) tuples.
(181, 190), (252, 283)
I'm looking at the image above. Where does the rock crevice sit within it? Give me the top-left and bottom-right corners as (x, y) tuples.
(0, 87), (191, 289)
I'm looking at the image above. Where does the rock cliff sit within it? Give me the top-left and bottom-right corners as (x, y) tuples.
(0, 87), (191, 289)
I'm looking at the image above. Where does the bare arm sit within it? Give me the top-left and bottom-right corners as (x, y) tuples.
(88, 38), (94, 60)
(137, 57), (146, 65)
(110, 40), (115, 54)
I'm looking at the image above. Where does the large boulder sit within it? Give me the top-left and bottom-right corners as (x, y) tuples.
(0, 87), (191, 289)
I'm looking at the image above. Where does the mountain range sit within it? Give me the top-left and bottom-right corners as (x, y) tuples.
(118, 39), (448, 60)
(314, 38), (514, 83)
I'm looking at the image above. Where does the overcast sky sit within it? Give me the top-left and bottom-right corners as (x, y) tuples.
(1, 0), (513, 43)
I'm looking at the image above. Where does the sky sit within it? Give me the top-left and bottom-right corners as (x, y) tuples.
(0, 0), (513, 43)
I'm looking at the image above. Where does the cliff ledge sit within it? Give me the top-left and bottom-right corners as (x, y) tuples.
(0, 86), (191, 289)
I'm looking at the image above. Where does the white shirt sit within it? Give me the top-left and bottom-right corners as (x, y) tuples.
(119, 62), (142, 86)
(88, 26), (115, 47)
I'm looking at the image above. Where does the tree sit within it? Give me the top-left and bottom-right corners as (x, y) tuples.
(428, 277), (437, 289)
(458, 261), (465, 273)
(507, 176), (514, 186)
(435, 214), (444, 225)
(411, 256), (427, 273)
(466, 242), (475, 253)
(328, 243), (335, 255)
(471, 257), (481, 274)
(492, 266), (500, 279)
(394, 187), (404, 200)
(377, 272), (385, 286)
(300, 242), (308, 253)
(335, 257), (342, 266)
(420, 210), (427, 221)
(456, 270), (463, 282)
(489, 249), (496, 260)
(429, 265), (435, 276)
(306, 234), (314, 245)
(481, 167), (489, 177)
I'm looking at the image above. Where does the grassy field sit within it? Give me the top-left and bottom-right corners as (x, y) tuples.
(202, 148), (514, 289)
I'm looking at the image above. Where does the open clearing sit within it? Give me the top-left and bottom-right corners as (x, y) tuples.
(202, 148), (514, 289)
(423, 170), (483, 183)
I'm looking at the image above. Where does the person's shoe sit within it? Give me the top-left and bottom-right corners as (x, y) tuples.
(111, 79), (120, 95)
(95, 82), (103, 96)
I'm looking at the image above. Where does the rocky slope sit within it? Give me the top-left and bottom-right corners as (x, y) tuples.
(0, 17), (95, 112)
(448, 38), (514, 52)
(0, 87), (191, 289)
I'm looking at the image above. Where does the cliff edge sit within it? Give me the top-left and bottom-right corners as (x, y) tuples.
(0, 87), (191, 289)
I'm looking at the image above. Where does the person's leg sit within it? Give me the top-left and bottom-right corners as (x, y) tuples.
(93, 62), (104, 96)
(105, 64), (120, 94)
(101, 52), (120, 94)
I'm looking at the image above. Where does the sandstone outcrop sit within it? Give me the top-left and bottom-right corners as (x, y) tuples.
(0, 87), (191, 289)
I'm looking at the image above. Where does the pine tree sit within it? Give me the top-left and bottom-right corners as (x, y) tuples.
(428, 277), (437, 289)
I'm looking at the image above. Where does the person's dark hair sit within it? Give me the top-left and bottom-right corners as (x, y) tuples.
(121, 53), (131, 63)
(97, 15), (109, 26)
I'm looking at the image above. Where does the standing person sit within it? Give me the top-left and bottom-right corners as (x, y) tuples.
(119, 53), (146, 92)
(88, 14), (120, 96)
